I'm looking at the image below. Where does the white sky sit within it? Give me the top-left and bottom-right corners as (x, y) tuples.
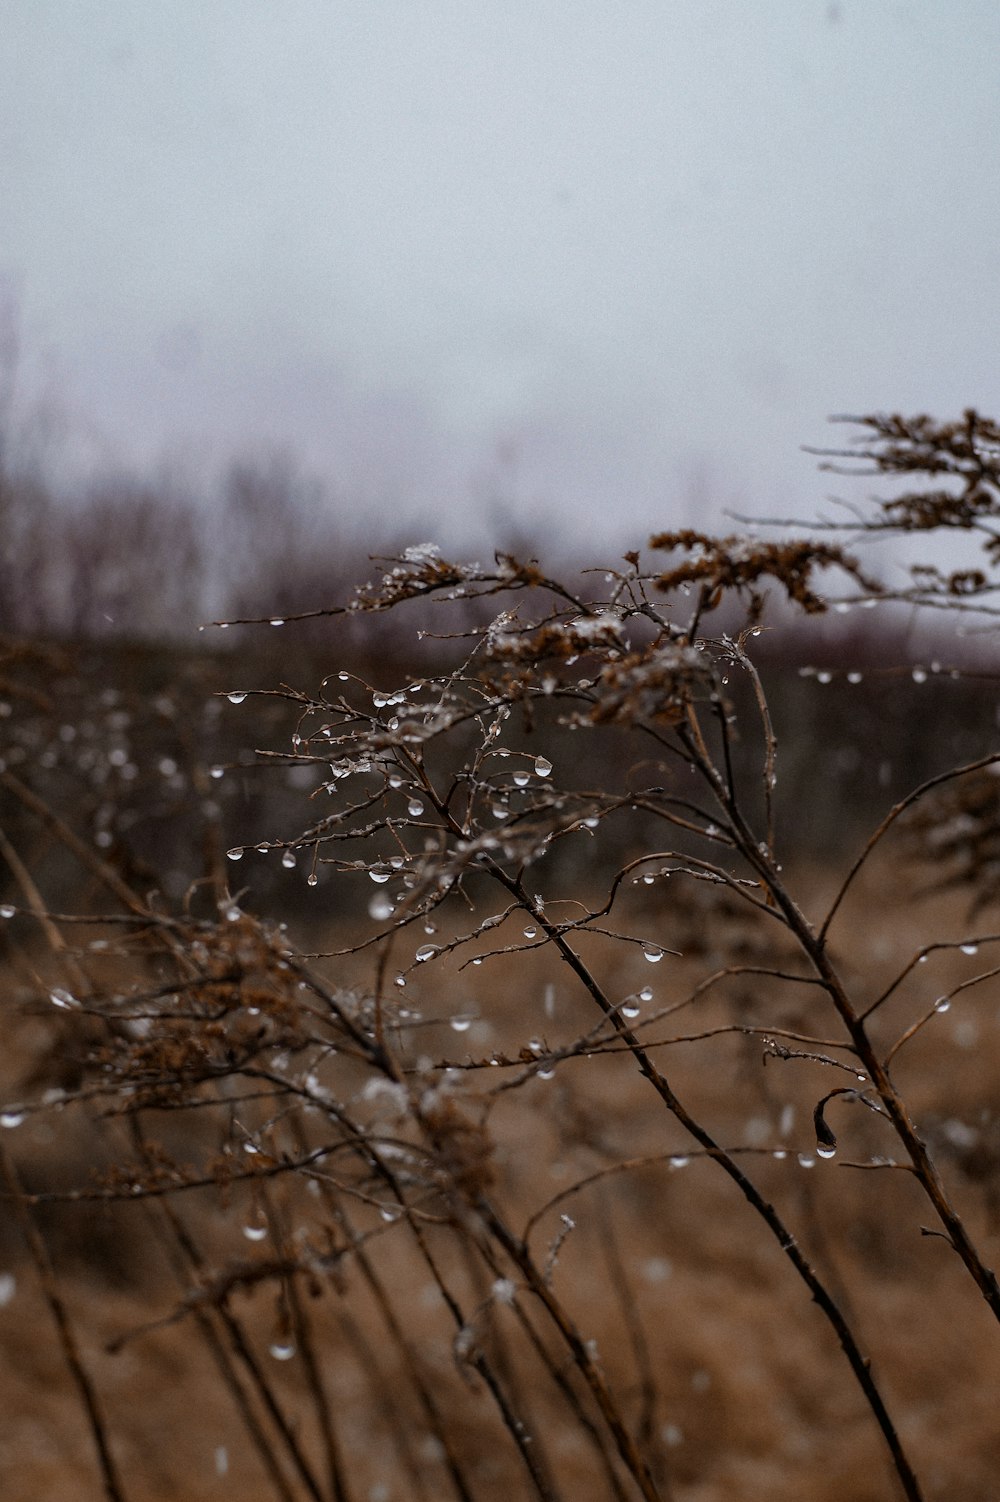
(3, 1), (1000, 547)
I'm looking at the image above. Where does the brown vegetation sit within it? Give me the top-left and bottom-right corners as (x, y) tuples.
(3, 414), (1000, 1500)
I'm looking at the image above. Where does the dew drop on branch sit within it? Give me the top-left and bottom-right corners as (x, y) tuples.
(281, 849), (297, 869)
(268, 1340), (296, 1361)
(226, 692), (247, 705)
(534, 756), (553, 778)
(0, 905), (15, 919)
(642, 945), (664, 964)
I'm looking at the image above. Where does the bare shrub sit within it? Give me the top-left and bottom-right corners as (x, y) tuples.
(4, 417), (1000, 1500)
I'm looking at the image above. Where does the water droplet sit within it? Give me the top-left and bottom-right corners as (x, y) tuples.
(379, 1205), (401, 1223)
(669, 1155), (689, 1170)
(450, 1016), (473, 1033)
(226, 848), (243, 861)
(817, 671), (832, 685)
(269, 618), (285, 628)
(209, 765), (225, 779)
(369, 893), (394, 921)
(934, 996), (951, 1013)
(337, 670), (350, 681)
(306, 872), (319, 887)
(537, 1066), (555, 1080)
(0, 1110), (25, 1129)
(534, 757), (553, 778)
(816, 1143), (836, 1160)
(639, 986), (653, 1002)
(50, 988), (79, 1010)
(513, 771), (530, 787)
(621, 1000), (641, 1020)
(369, 866), (392, 883)
(227, 692), (248, 705)
(268, 1340), (296, 1361)
(472, 957), (483, 966)
(281, 849), (297, 869)
(642, 945), (664, 964)
(961, 943), (979, 956)
(912, 667), (927, 684)
(242, 1220), (268, 1242)
(523, 925), (537, 938)
(772, 1149), (787, 1160)
(394, 974), (406, 987)
(415, 944), (438, 963)
(918, 953), (928, 964)
(407, 799), (425, 817)
(797, 1153), (816, 1169)
(0, 905), (15, 919)
(847, 671), (863, 684)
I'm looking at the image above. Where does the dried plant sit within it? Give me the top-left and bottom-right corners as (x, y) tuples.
(5, 419), (1000, 1500)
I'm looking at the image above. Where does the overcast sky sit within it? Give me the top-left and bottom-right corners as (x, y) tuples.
(3, 1), (1000, 548)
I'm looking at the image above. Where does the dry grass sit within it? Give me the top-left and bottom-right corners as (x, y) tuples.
(5, 411), (1000, 1501)
(2, 871), (1000, 1502)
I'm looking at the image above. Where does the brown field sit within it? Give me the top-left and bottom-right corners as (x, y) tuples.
(3, 863), (1000, 1502)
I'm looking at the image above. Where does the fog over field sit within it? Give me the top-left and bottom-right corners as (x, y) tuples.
(3, 1), (1000, 547)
